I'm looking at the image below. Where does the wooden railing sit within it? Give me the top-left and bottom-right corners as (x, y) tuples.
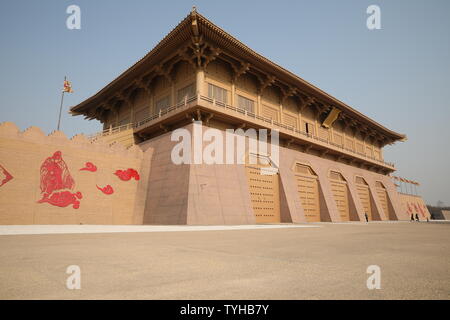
(87, 123), (134, 140)
(89, 94), (395, 168)
(197, 95), (395, 168)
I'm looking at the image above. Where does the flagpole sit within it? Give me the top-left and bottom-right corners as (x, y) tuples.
(57, 76), (66, 131)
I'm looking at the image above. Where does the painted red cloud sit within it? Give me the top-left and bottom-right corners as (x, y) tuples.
(80, 162), (97, 172)
(96, 184), (114, 195)
(114, 168), (140, 181)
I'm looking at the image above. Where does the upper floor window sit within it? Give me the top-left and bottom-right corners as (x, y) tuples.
(119, 117), (130, 126)
(236, 94), (254, 113)
(156, 95), (170, 112)
(208, 83), (228, 104)
(304, 121), (315, 136)
(177, 83), (196, 103)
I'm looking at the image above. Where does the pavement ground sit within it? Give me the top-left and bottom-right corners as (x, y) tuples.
(0, 221), (449, 299)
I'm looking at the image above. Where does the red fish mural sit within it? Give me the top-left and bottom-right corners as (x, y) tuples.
(114, 168), (140, 181)
(80, 162), (97, 172)
(37, 151), (82, 209)
(96, 184), (114, 195)
(0, 164), (13, 187)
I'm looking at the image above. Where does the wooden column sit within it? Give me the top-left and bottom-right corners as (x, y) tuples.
(196, 68), (205, 97)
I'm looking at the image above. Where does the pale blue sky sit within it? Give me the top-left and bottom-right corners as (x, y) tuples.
(0, 0), (449, 205)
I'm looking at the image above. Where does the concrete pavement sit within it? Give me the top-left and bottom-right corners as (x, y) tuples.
(0, 222), (449, 299)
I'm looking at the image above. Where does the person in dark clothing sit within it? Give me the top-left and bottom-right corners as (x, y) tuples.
(364, 212), (369, 223)
(415, 213), (419, 222)
(411, 213), (414, 222)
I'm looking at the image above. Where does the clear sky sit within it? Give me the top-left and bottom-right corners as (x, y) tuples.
(0, 0), (449, 205)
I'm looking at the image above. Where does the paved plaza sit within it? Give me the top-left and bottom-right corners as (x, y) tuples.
(0, 222), (448, 299)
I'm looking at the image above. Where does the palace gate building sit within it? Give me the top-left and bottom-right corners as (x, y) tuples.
(0, 9), (430, 225)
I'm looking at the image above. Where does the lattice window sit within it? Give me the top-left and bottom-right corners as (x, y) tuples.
(208, 83), (227, 104)
(155, 95), (170, 112)
(366, 146), (373, 157)
(262, 105), (279, 121)
(118, 116), (130, 126)
(303, 121), (315, 135)
(319, 127), (330, 140)
(345, 138), (354, 150)
(356, 143), (364, 153)
(283, 113), (297, 129)
(237, 94), (255, 113)
(134, 107), (149, 123)
(177, 83), (195, 103)
(334, 133), (344, 146)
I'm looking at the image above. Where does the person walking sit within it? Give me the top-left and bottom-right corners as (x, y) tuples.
(410, 213), (414, 222)
(415, 213), (419, 222)
(364, 212), (369, 223)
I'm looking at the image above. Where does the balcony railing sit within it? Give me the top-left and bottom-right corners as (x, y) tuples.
(197, 95), (395, 168)
(88, 94), (395, 168)
(87, 122), (134, 140)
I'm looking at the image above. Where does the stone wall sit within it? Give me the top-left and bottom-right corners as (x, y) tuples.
(0, 121), (408, 225)
(0, 122), (147, 225)
(139, 123), (407, 225)
(398, 193), (430, 220)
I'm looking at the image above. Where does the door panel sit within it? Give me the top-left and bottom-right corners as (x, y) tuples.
(295, 173), (320, 222)
(245, 156), (280, 223)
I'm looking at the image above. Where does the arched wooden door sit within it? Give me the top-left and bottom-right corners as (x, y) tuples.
(355, 176), (372, 220)
(245, 153), (280, 223)
(294, 163), (321, 222)
(375, 181), (391, 219)
(329, 171), (350, 221)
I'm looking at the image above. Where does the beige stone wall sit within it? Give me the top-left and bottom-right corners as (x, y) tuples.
(0, 120), (405, 226)
(138, 122), (405, 225)
(0, 122), (147, 225)
(278, 145), (406, 222)
(442, 210), (450, 220)
(398, 193), (430, 220)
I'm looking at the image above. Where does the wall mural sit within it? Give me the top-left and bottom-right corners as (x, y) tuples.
(406, 201), (427, 218)
(38, 191), (83, 209)
(37, 151), (83, 209)
(114, 168), (140, 181)
(96, 184), (114, 195)
(0, 164), (13, 187)
(34, 151), (139, 209)
(80, 162), (97, 172)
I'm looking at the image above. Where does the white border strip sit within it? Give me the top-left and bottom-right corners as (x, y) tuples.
(0, 224), (319, 235)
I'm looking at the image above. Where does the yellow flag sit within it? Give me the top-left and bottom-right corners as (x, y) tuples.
(63, 80), (74, 93)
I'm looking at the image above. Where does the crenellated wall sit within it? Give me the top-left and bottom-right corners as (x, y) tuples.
(0, 122), (149, 225)
(0, 121), (410, 225)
